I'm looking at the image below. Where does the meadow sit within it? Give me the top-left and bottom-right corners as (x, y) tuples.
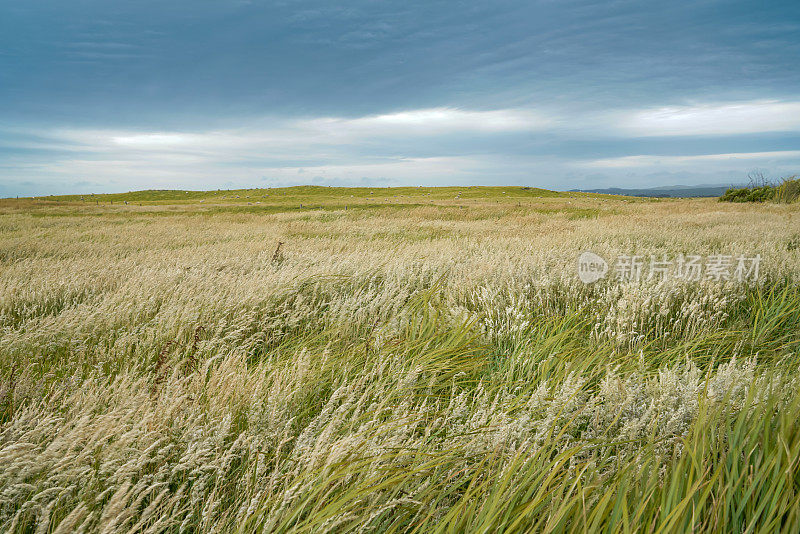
(1, 186), (799, 532)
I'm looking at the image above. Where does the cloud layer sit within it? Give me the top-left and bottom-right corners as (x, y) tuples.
(620, 101), (800, 137)
(3, 99), (800, 196)
(1, 0), (799, 195)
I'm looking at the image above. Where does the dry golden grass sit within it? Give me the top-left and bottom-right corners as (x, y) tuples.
(1, 189), (799, 532)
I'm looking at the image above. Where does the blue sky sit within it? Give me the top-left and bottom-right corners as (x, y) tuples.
(1, 0), (799, 196)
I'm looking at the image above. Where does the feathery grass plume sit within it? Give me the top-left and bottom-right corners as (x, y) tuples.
(0, 191), (799, 531)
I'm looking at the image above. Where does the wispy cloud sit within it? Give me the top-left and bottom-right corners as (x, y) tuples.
(582, 150), (800, 169)
(305, 108), (551, 136)
(618, 100), (800, 137)
(18, 106), (548, 158)
(2, 114), (527, 191)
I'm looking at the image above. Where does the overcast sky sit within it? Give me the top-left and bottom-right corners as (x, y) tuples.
(1, 0), (799, 196)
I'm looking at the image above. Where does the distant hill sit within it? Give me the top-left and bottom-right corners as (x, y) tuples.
(570, 184), (740, 198)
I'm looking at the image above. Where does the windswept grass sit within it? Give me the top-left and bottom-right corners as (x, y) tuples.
(0, 191), (799, 532)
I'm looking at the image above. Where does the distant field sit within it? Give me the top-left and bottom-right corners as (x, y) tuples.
(5, 185), (601, 210)
(1, 188), (800, 532)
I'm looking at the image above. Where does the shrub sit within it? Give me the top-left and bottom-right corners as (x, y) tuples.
(719, 185), (775, 203)
(774, 176), (800, 203)
(719, 174), (800, 204)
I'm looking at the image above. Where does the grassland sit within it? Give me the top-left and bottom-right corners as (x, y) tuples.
(1, 187), (800, 532)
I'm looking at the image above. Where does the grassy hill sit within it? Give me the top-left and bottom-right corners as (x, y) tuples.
(15, 185), (611, 205)
(3, 186), (649, 220)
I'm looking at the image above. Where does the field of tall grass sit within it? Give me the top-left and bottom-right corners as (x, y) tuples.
(1, 188), (799, 532)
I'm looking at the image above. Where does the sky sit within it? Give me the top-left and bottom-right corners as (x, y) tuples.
(1, 0), (799, 196)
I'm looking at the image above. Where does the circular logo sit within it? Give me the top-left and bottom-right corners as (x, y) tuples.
(577, 251), (608, 283)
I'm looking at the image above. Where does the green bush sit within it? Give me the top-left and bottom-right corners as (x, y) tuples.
(719, 185), (775, 203)
(720, 175), (800, 203)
